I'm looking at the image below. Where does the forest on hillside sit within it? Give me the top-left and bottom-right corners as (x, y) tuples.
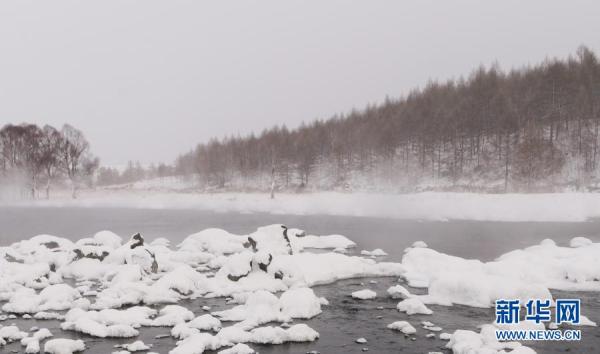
(148, 46), (599, 193)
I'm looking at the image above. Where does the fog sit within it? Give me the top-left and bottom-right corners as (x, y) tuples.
(0, 0), (599, 165)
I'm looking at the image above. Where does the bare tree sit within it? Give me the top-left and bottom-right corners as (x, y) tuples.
(39, 125), (64, 199)
(22, 124), (45, 198)
(0, 124), (27, 169)
(60, 124), (90, 198)
(164, 47), (600, 193)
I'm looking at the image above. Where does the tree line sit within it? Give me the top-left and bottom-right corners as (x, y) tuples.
(170, 46), (600, 193)
(96, 162), (175, 186)
(0, 123), (98, 199)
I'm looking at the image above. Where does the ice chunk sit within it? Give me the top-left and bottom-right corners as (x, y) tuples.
(93, 230), (123, 249)
(387, 285), (411, 299)
(188, 314), (222, 332)
(119, 340), (150, 352)
(171, 323), (200, 339)
(387, 321), (416, 334)
(218, 343), (255, 354)
(361, 249), (388, 257)
(446, 324), (533, 354)
(2, 284), (81, 314)
(570, 236), (592, 248)
(0, 325), (27, 345)
(411, 241), (428, 248)
(43, 339), (86, 354)
(295, 234), (356, 250)
(213, 290), (286, 330)
(397, 298), (432, 315)
(151, 305), (195, 326)
(61, 317), (139, 338)
(178, 228), (246, 255)
(280, 287), (323, 319)
(351, 289), (377, 300)
(169, 333), (222, 354)
(439, 332), (451, 340)
(251, 324), (319, 344)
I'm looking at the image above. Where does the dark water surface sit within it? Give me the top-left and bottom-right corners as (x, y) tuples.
(1, 206), (599, 353)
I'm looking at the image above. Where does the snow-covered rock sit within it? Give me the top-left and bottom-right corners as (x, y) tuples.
(570, 236), (592, 248)
(387, 285), (411, 299)
(446, 324), (534, 354)
(188, 314), (222, 332)
(0, 325), (27, 345)
(21, 328), (52, 353)
(43, 339), (86, 354)
(351, 289), (377, 300)
(361, 249), (388, 257)
(151, 305), (195, 326)
(178, 228), (246, 255)
(411, 241), (428, 248)
(295, 234), (356, 251)
(2, 284), (81, 314)
(280, 287), (324, 319)
(396, 297), (432, 315)
(399, 237), (600, 307)
(387, 321), (416, 334)
(2, 224), (599, 354)
(218, 343), (255, 354)
(119, 340), (150, 352)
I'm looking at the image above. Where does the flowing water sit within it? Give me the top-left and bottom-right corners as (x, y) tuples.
(1, 206), (599, 353)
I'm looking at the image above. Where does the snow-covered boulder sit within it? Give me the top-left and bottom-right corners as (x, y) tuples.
(280, 287), (324, 319)
(43, 338), (86, 354)
(387, 285), (411, 299)
(361, 249), (388, 257)
(188, 314), (222, 332)
(570, 236), (592, 248)
(396, 297), (432, 315)
(387, 321), (416, 334)
(351, 289), (377, 300)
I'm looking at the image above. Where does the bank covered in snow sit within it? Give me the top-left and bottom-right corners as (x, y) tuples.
(9, 190), (600, 222)
(0, 224), (598, 353)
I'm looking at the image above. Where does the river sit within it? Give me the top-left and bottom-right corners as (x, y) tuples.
(1, 206), (599, 353)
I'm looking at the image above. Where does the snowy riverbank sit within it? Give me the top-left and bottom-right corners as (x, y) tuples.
(4, 190), (600, 222)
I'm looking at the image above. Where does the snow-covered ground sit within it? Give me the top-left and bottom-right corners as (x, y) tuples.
(5, 189), (600, 222)
(0, 224), (598, 353)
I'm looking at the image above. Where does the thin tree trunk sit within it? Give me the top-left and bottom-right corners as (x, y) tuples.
(504, 133), (510, 192)
(270, 166), (275, 199)
(31, 175), (37, 200)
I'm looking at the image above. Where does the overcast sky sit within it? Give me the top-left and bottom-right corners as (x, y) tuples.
(0, 1), (599, 165)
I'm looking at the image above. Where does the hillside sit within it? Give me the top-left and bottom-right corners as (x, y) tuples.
(109, 47), (600, 193)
